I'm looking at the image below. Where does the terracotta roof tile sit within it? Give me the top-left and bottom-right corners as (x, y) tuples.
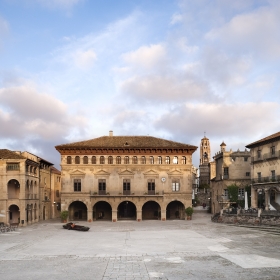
(55, 136), (197, 150)
(246, 131), (280, 148)
(0, 149), (26, 160)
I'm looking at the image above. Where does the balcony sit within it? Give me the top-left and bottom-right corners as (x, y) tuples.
(90, 191), (164, 196)
(252, 150), (280, 163)
(251, 175), (280, 184)
(25, 193), (38, 199)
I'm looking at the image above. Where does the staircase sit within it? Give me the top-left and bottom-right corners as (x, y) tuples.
(270, 200), (280, 211)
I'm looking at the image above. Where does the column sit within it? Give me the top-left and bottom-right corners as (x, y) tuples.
(161, 210), (166, 221)
(87, 210), (93, 222)
(264, 190), (269, 211)
(136, 210), (142, 222)
(112, 210), (117, 222)
(251, 188), (258, 208)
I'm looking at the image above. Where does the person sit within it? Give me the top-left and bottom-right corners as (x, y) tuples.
(71, 223), (75, 228)
(203, 203), (206, 209)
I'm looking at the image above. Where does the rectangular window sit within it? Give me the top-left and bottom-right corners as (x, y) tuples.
(158, 156), (162, 164)
(172, 180), (180, 192)
(271, 170), (276, 181)
(244, 157), (248, 162)
(223, 167), (229, 175)
(148, 179), (155, 194)
(98, 179), (106, 194)
(271, 146), (275, 156)
(123, 179), (131, 195)
(257, 150), (261, 159)
(257, 172), (262, 182)
(238, 188), (244, 198)
(7, 163), (20, 171)
(224, 189), (228, 199)
(74, 179), (81, 192)
(246, 172), (250, 176)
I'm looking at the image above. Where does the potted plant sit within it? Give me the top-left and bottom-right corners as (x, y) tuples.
(185, 207), (194, 220)
(60, 210), (68, 223)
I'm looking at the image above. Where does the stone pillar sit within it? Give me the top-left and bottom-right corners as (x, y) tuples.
(112, 210), (117, 222)
(265, 190), (269, 211)
(87, 210), (93, 222)
(161, 210), (166, 221)
(251, 188), (257, 208)
(137, 210), (142, 222)
(220, 209), (223, 216)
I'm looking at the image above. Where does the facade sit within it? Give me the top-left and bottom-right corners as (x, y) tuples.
(55, 132), (197, 222)
(0, 149), (61, 226)
(50, 167), (62, 218)
(246, 132), (280, 211)
(210, 142), (251, 214)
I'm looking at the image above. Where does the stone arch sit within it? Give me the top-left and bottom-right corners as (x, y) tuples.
(8, 204), (20, 225)
(166, 200), (185, 220)
(117, 201), (136, 220)
(93, 201), (112, 221)
(142, 200), (161, 220)
(68, 201), (88, 221)
(7, 179), (20, 199)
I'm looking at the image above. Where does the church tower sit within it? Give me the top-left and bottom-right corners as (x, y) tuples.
(200, 135), (211, 165)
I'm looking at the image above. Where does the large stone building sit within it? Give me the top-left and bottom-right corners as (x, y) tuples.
(55, 132), (197, 222)
(246, 131), (280, 211)
(199, 136), (211, 187)
(0, 149), (61, 226)
(210, 142), (251, 214)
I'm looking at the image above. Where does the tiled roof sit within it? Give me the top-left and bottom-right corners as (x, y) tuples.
(56, 136), (197, 150)
(246, 132), (280, 148)
(51, 166), (61, 174)
(0, 149), (26, 160)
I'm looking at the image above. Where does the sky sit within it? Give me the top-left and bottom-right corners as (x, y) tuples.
(0, 0), (280, 169)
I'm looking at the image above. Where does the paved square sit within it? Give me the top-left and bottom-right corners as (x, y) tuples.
(1, 212), (280, 279)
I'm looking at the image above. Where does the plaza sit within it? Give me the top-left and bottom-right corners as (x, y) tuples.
(0, 212), (280, 280)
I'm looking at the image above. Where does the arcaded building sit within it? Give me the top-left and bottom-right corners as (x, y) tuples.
(55, 132), (197, 222)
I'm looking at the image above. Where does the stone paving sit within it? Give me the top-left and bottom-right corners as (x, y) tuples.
(0, 212), (280, 279)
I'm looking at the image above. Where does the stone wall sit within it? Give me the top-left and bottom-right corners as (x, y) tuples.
(212, 212), (280, 227)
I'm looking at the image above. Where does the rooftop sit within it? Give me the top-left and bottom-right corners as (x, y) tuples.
(246, 131), (280, 148)
(0, 149), (26, 160)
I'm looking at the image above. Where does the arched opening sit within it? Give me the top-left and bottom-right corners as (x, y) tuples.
(93, 201), (112, 221)
(7, 179), (20, 199)
(142, 201), (161, 220)
(118, 201), (136, 220)
(43, 206), (46, 220)
(166, 201), (185, 220)
(34, 203), (37, 220)
(9, 204), (20, 225)
(68, 201), (87, 221)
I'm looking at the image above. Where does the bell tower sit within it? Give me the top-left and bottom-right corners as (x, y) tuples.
(200, 134), (211, 165)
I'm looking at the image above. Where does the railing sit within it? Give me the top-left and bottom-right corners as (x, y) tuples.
(25, 194), (38, 199)
(90, 190), (164, 196)
(251, 150), (280, 162)
(251, 175), (280, 184)
(6, 164), (20, 171)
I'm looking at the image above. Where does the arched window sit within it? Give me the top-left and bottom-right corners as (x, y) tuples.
(34, 167), (37, 174)
(173, 156), (178, 164)
(100, 156), (105, 164)
(108, 156), (113, 164)
(30, 166), (33, 173)
(141, 156), (146, 164)
(132, 156), (138, 164)
(124, 156), (129, 164)
(158, 156), (162, 164)
(165, 156), (170, 164)
(67, 156), (72, 164)
(149, 156), (154, 164)
(116, 156), (121, 164)
(92, 156), (96, 164)
(83, 156), (88, 164)
(75, 156), (80, 164)
(182, 156), (186, 164)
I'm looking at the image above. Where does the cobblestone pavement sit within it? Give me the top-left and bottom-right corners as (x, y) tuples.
(1, 212), (280, 279)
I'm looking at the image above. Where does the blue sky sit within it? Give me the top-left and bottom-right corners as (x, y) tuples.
(0, 0), (280, 168)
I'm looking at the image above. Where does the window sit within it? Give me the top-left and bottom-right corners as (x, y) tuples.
(224, 189), (228, 199)
(56, 190), (60, 197)
(132, 156), (138, 164)
(92, 156), (96, 164)
(173, 156), (178, 164)
(257, 172), (262, 182)
(244, 157), (248, 162)
(74, 179), (81, 192)
(149, 156), (154, 164)
(223, 167), (229, 175)
(165, 156), (170, 164)
(100, 156), (105, 164)
(271, 170), (276, 181)
(75, 156), (80, 164)
(7, 163), (19, 170)
(141, 156), (146, 164)
(67, 156), (72, 164)
(34, 167), (37, 174)
(123, 179), (130, 194)
(158, 156), (162, 164)
(257, 150), (261, 159)
(271, 146), (275, 156)
(172, 180), (180, 192)
(124, 156), (129, 164)
(26, 165), (29, 172)
(148, 179), (155, 194)
(83, 156), (88, 164)
(108, 156), (113, 164)
(98, 179), (106, 194)
(246, 172), (250, 176)
(182, 156), (186, 164)
(30, 166), (33, 173)
(238, 188), (244, 198)
(116, 156), (121, 164)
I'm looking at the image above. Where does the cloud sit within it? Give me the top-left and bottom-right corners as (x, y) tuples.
(35, 0), (83, 10)
(206, 4), (280, 59)
(73, 49), (97, 70)
(0, 16), (9, 35)
(170, 13), (183, 25)
(122, 44), (166, 69)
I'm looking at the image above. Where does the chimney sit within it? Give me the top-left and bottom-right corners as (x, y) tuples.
(109, 130), (113, 136)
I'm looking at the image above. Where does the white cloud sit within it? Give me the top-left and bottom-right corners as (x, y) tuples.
(122, 44), (166, 69)
(36, 0), (83, 10)
(170, 13), (183, 25)
(73, 49), (97, 70)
